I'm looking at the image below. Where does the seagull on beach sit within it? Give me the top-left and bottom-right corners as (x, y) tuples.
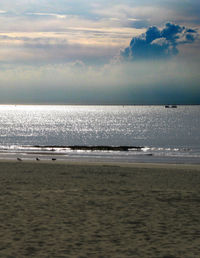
(36, 157), (40, 161)
(17, 157), (22, 161)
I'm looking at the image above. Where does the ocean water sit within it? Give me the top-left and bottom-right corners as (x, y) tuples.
(0, 105), (199, 163)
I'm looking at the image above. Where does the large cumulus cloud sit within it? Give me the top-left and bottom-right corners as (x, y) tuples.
(121, 23), (198, 60)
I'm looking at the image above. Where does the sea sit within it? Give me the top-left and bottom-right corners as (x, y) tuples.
(0, 105), (199, 164)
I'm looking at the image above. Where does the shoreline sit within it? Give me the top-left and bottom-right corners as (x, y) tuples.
(1, 152), (200, 165)
(1, 143), (200, 165)
(1, 158), (200, 170)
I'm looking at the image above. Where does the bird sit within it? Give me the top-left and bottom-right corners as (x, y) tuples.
(17, 157), (22, 161)
(36, 157), (40, 161)
(52, 158), (56, 161)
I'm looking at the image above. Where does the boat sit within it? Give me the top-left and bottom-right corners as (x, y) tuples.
(165, 105), (177, 108)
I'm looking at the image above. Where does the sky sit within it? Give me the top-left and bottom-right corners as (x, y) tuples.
(0, 0), (199, 104)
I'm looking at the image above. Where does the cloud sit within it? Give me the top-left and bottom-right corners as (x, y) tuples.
(121, 23), (198, 60)
(28, 12), (67, 19)
(0, 33), (119, 65)
(127, 19), (149, 29)
(0, 59), (199, 104)
(92, 4), (182, 28)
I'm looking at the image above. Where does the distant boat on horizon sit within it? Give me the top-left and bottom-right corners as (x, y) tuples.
(165, 105), (177, 108)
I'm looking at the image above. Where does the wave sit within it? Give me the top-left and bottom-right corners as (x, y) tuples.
(0, 144), (193, 155)
(32, 145), (144, 151)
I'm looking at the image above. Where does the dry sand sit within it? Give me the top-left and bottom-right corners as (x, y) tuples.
(0, 160), (200, 257)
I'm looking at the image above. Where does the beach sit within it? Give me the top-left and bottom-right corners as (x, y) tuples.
(0, 160), (200, 257)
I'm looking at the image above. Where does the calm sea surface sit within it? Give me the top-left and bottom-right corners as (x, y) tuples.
(0, 105), (199, 163)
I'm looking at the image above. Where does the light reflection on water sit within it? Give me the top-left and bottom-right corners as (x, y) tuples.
(0, 105), (199, 157)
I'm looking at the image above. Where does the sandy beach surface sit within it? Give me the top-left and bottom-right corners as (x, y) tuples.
(0, 160), (200, 257)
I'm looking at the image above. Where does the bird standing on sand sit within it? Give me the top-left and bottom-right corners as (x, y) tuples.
(17, 157), (22, 161)
(36, 157), (40, 161)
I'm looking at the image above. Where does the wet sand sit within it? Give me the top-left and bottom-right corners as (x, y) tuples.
(0, 160), (200, 257)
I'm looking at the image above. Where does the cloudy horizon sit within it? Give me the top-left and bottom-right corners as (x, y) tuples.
(0, 0), (199, 104)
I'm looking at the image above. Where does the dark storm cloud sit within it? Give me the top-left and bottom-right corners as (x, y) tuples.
(121, 23), (198, 60)
(185, 33), (195, 42)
